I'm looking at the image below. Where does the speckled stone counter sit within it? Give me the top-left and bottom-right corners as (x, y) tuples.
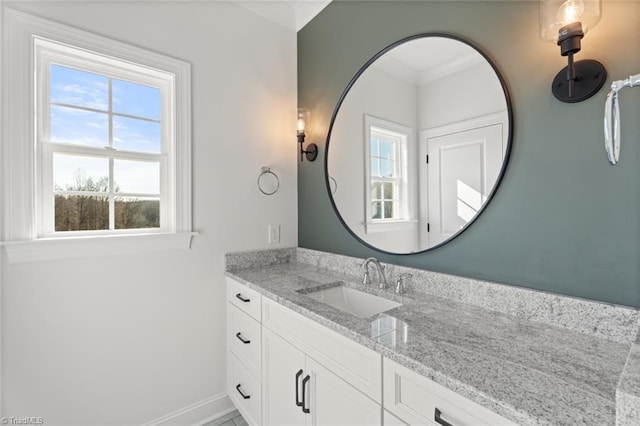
(225, 248), (640, 426)
(617, 332), (640, 425)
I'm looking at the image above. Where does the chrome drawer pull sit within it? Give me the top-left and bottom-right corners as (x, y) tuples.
(235, 384), (250, 400)
(434, 408), (454, 426)
(235, 332), (250, 344)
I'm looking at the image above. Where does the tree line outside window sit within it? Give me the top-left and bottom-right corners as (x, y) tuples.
(54, 170), (159, 231)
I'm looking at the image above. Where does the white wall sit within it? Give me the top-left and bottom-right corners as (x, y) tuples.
(418, 61), (506, 129)
(1, 1), (297, 424)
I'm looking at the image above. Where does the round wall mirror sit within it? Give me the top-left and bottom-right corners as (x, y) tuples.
(325, 34), (513, 254)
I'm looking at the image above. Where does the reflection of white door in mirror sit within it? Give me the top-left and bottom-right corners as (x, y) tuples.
(419, 112), (507, 247)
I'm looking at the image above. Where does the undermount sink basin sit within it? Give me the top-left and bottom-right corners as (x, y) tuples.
(304, 285), (401, 319)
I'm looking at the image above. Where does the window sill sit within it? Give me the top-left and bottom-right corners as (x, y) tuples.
(1, 232), (197, 264)
(364, 220), (417, 234)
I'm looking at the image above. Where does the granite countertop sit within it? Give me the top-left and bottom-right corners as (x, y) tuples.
(226, 262), (633, 426)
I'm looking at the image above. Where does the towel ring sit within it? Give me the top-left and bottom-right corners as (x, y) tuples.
(257, 167), (279, 195)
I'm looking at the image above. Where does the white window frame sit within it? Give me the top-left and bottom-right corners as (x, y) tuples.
(363, 115), (414, 234)
(1, 9), (193, 263)
(36, 39), (172, 236)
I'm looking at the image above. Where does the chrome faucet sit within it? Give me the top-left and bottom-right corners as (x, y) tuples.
(362, 257), (388, 289)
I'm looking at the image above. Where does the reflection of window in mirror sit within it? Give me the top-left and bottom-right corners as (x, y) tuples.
(364, 115), (413, 234)
(370, 128), (403, 220)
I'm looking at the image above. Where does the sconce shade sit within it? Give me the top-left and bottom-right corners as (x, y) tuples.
(297, 108), (310, 139)
(539, 0), (601, 43)
(297, 108), (317, 161)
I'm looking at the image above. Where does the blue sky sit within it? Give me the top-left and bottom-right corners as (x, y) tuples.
(371, 135), (395, 178)
(50, 64), (161, 194)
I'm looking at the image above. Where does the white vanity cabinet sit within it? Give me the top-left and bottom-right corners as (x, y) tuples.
(226, 277), (515, 426)
(226, 279), (262, 425)
(383, 358), (517, 426)
(261, 296), (382, 425)
(262, 327), (380, 426)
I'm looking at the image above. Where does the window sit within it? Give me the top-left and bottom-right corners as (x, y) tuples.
(370, 128), (403, 220)
(2, 9), (192, 262)
(36, 40), (172, 236)
(364, 115), (412, 233)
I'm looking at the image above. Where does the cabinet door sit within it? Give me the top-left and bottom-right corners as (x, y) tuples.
(262, 328), (307, 426)
(306, 357), (381, 426)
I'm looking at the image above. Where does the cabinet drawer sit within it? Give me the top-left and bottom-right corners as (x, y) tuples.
(384, 358), (516, 426)
(228, 352), (261, 426)
(262, 297), (382, 403)
(228, 304), (261, 377)
(227, 277), (261, 321)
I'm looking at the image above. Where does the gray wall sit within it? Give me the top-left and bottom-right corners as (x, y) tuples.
(297, 0), (640, 307)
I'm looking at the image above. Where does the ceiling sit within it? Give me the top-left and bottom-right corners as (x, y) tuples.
(373, 37), (484, 85)
(232, 0), (332, 32)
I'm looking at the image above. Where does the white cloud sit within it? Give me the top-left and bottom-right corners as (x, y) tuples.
(52, 82), (108, 110)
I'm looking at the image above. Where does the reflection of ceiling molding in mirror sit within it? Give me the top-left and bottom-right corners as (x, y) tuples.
(325, 34), (513, 255)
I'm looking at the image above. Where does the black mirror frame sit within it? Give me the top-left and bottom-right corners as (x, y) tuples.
(324, 32), (514, 255)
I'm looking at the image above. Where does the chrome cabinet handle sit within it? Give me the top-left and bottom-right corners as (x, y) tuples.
(434, 408), (453, 426)
(235, 293), (250, 303)
(302, 375), (311, 414)
(295, 369), (304, 408)
(235, 384), (250, 400)
(235, 332), (250, 344)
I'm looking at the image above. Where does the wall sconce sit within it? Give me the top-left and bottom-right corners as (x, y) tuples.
(297, 108), (317, 162)
(539, 0), (606, 102)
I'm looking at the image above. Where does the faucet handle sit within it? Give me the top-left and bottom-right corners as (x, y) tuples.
(395, 273), (412, 294)
(378, 264), (388, 289)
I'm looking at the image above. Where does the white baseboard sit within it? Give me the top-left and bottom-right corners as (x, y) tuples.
(142, 392), (235, 426)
